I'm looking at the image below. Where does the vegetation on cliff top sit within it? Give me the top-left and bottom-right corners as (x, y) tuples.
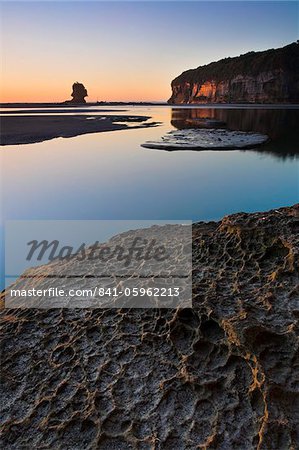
(171, 42), (299, 85)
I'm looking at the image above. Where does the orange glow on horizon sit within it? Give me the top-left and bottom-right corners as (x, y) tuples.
(1, 1), (297, 105)
(0, 77), (170, 103)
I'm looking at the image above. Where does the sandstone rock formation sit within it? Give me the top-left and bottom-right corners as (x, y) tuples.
(168, 42), (299, 104)
(1, 204), (298, 449)
(67, 82), (88, 104)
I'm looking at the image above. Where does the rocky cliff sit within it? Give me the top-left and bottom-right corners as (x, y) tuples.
(1, 204), (299, 449)
(168, 42), (299, 104)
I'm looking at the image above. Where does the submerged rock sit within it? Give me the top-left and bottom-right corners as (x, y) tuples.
(141, 128), (269, 150)
(1, 205), (298, 449)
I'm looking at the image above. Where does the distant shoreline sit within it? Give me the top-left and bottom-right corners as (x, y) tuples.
(0, 102), (167, 108)
(1, 102), (299, 109)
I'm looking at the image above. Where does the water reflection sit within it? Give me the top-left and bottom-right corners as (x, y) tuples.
(171, 108), (299, 159)
(1, 106), (298, 289)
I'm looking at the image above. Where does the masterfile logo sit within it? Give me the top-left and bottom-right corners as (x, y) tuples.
(5, 220), (192, 309)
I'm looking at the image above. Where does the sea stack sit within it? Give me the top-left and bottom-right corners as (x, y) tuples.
(67, 82), (88, 104)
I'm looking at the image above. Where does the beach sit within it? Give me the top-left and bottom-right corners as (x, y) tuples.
(0, 114), (155, 145)
(1, 0), (298, 448)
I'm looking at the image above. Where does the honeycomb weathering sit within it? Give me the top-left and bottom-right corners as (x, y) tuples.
(1, 205), (299, 449)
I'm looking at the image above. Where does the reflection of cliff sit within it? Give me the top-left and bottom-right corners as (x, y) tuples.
(171, 108), (299, 157)
(171, 108), (298, 137)
(169, 43), (299, 104)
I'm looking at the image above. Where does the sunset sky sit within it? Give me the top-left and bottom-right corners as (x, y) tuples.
(1, 1), (298, 102)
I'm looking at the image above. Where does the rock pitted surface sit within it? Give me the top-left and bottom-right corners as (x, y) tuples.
(168, 42), (299, 104)
(1, 204), (299, 449)
(141, 128), (269, 150)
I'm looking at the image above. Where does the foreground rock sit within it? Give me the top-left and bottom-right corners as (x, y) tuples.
(142, 128), (269, 150)
(168, 42), (299, 104)
(1, 204), (298, 449)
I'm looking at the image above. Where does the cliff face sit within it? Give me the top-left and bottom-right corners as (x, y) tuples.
(168, 42), (299, 104)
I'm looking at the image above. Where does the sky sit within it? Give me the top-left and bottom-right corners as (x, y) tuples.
(0, 1), (298, 102)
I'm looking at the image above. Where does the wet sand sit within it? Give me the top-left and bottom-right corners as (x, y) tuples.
(0, 114), (155, 145)
(1, 109), (127, 114)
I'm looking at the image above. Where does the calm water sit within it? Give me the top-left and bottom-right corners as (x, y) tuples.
(1, 106), (299, 287)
